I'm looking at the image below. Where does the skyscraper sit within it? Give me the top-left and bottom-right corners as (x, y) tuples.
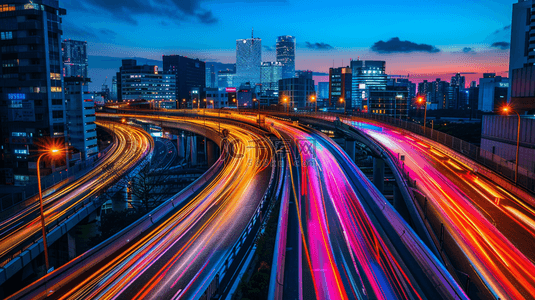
(64, 77), (97, 160)
(236, 34), (262, 87)
(350, 60), (387, 110)
(0, 0), (68, 185)
(163, 55), (205, 108)
(62, 39), (88, 78)
(117, 59), (176, 106)
(329, 67), (352, 109)
(478, 73), (509, 112)
(509, 0), (535, 113)
(276, 35), (296, 79)
(261, 61), (282, 93)
(279, 72), (315, 108)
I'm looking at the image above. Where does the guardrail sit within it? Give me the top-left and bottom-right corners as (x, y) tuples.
(267, 160), (290, 300)
(0, 127), (116, 213)
(0, 124), (153, 285)
(205, 137), (279, 300)
(7, 151), (226, 299)
(296, 111), (535, 194)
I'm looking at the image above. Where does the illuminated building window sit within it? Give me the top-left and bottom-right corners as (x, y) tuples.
(0, 4), (15, 12)
(51, 86), (63, 92)
(0, 31), (13, 40)
(50, 73), (61, 80)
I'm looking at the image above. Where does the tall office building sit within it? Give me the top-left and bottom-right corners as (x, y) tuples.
(451, 73), (466, 89)
(318, 82), (329, 100)
(0, 1), (68, 185)
(478, 73), (509, 112)
(163, 55), (205, 108)
(276, 35), (296, 79)
(236, 35), (262, 87)
(368, 86), (408, 118)
(205, 62), (235, 88)
(429, 78), (450, 110)
(279, 72), (315, 108)
(261, 61), (282, 93)
(509, 0), (535, 113)
(350, 60), (387, 110)
(329, 67), (352, 109)
(117, 59), (175, 106)
(62, 39), (88, 78)
(64, 77), (97, 160)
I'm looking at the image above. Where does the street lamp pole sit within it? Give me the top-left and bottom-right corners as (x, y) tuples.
(36, 152), (51, 273)
(340, 97), (345, 114)
(503, 106), (521, 184)
(418, 96), (428, 135)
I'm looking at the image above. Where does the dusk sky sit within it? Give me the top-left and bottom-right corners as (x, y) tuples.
(60, 0), (513, 89)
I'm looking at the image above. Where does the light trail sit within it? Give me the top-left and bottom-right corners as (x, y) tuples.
(0, 121), (153, 264)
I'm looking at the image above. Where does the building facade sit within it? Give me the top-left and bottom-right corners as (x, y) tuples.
(236, 37), (262, 87)
(0, 0), (68, 185)
(279, 72), (315, 108)
(481, 115), (535, 174)
(261, 61), (282, 93)
(64, 77), (97, 160)
(62, 39), (87, 78)
(350, 60), (387, 110)
(117, 59), (175, 106)
(508, 0), (535, 113)
(368, 86), (409, 118)
(163, 55), (205, 108)
(478, 73), (509, 112)
(329, 67), (352, 109)
(276, 35), (296, 79)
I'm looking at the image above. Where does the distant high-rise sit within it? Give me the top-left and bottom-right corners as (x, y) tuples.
(64, 77), (97, 160)
(163, 55), (205, 108)
(478, 73), (509, 112)
(261, 62), (282, 93)
(329, 67), (352, 109)
(206, 62), (235, 88)
(276, 35), (296, 79)
(509, 0), (535, 113)
(0, 0), (68, 185)
(236, 34), (262, 87)
(62, 39), (88, 78)
(318, 82), (329, 100)
(350, 60), (387, 110)
(451, 73), (466, 89)
(117, 59), (176, 106)
(279, 72), (315, 108)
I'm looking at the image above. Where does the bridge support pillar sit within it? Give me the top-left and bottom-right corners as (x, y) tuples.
(206, 139), (216, 166)
(345, 139), (356, 162)
(373, 157), (385, 193)
(177, 133), (186, 159)
(188, 135), (198, 166)
(112, 185), (128, 212)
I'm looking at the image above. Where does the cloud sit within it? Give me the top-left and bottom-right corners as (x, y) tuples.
(490, 42), (510, 50)
(62, 21), (99, 40)
(98, 28), (116, 36)
(493, 24), (511, 34)
(371, 37), (440, 54)
(451, 72), (478, 75)
(74, 0), (218, 26)
(263, 45), (274, 51)
(305, 42), (334, 50)
(462, 47), (476, 54)
(312, 71), (328, 76)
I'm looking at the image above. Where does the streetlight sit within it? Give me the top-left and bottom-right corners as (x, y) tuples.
(310, 95), (317, 113)
(36, 146), (67, 273)
(502, 105), (521, 184)
(283, 97), (288, 113)
(339, 97), (345, 114)
(418, 96), (428, 135)
(210, 100), (214, 109)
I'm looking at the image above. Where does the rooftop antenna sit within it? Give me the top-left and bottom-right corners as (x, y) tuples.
(251, 27), (254, 39)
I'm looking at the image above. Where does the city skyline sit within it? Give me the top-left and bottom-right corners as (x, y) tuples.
(60, 0), (513, 89)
